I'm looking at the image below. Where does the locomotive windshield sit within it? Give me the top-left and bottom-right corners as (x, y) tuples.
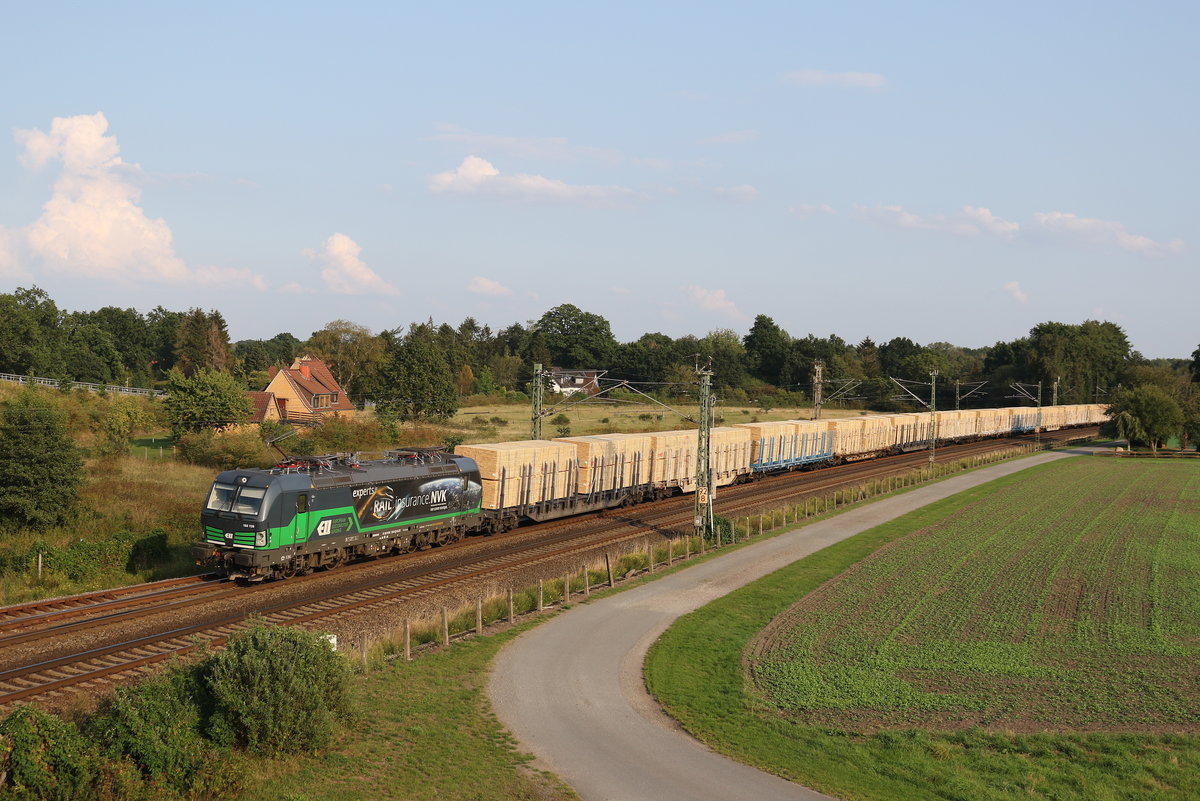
(205, 482), (267, 516)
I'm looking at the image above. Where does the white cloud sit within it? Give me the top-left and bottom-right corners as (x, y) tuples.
(1032, 211), (1183, 257)
(430, 124), (622, 164)
(854, 202), (1180, 258)
(962, 206), (1020, 239)
(714, 184), (759, 203)
(788, 203), (835, 217)
(306, 233), (400, 296)
(686, 285), (744, 319)
(10, 112), (266, 288)
(1004, 281), (1029, 303)
(857, 204), (1019, 238)
(429, 156), (632, 206)
(467, 276), (513, 296)
(700, 130), (758, 145)
(785, 69), (887, 88)
(0, 226), (27, 278)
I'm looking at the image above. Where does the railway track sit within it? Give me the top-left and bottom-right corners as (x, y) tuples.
(0, 427), (1097, 710)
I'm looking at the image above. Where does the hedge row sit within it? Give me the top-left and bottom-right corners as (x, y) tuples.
(0, 623), (353, 801)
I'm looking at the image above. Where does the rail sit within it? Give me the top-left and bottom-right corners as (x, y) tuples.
(0, 372), (164, 397)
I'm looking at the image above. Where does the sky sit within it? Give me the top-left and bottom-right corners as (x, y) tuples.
(0, 1), (1195, 358)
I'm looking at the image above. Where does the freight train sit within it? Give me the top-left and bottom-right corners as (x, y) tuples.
(193, 403), (1107, 581)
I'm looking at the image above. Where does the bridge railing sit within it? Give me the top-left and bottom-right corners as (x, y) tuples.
(0, 372), (165, 398)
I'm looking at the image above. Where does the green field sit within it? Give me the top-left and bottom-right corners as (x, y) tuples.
(647, 458), (1200, 800)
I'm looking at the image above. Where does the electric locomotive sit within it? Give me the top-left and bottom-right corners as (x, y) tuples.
(193, 449), (482, 581)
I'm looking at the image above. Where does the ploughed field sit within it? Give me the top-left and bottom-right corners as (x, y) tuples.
(748, 458), (1200, 734)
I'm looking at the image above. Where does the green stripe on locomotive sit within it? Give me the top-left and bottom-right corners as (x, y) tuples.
(251, 504), (484, 551)
(199, 453), (484, 555)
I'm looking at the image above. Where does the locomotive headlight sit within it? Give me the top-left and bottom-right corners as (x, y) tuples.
(255, 531), (268, 547)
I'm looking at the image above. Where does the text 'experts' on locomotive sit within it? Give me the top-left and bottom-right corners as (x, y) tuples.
(193, 403), (1108, 581)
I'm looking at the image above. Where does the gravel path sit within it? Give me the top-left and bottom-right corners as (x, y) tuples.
(489, 450), (1085, 801)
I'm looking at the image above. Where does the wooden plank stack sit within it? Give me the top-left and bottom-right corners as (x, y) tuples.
(554, 433), (654, 494)
(456, 440), (577, 509)
(733, 421), (799, 463)
(649, 429), (697, 491)
(710, 426), (752, 485)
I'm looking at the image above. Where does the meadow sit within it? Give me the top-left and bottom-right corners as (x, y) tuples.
(646, 458), (1200, 801)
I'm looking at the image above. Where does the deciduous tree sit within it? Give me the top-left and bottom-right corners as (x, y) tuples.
(305, 320), (386, 403)
(534, 304), (617, 368)
(1105, 384), (1182, 454)
(163, 368), (253, 437)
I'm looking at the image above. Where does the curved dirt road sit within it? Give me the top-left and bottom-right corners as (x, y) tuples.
(489, 451), (1079, 801)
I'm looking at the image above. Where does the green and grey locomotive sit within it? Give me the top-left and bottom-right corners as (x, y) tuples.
(193, 449), (482, 581)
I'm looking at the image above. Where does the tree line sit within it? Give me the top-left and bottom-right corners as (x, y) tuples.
(2, 285), (1197, 431)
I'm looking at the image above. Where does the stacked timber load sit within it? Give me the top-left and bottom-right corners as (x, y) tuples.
(936, 410), (972, 441)
(456, 440), (577, 509)
(975, 407), (1011, 437)
(554, 434), (654, 494)
(710, 426), (752, 486)
(828, 417), (866, 458)
(787, 419), (833, 461)
(648, 429), (697, 491)
(733, 421), (798, 465)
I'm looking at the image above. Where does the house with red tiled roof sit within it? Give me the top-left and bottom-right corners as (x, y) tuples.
(262, 355), (356, 423)
(246, 391), (282, 424)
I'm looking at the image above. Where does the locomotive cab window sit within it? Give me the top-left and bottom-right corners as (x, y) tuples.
(297, 494), (309, 513)
(205, 483), (267, 516)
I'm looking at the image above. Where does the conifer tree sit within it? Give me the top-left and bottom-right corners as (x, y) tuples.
(0, 388), (84, 528)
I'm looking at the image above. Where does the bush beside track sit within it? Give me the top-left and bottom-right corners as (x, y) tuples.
(645, 458), (1200, 801)
(0, 624), (353, 801)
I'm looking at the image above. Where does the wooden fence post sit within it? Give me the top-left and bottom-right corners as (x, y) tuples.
(404, 618), (411, 662)
(441, 607), (450, 646)
(476, 597), (483, 634)
(507, 588), (514, 623)
(646, 541), (654, 572)
(359, 636), (370, 670)
(758, 515), (763, 536)
(538, 579), (544, 611)
(563, 574), (570, 602)
(583, 566), (590, 596)
(606, 552), (615, 587)
(685, 536), (690, 559)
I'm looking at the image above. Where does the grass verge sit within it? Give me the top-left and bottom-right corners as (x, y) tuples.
(645, 460), (1200, 801)
(233, 622), (577, 801)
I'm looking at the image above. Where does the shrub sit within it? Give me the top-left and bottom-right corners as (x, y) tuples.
(87, 667), (209, 795)
(201, 624), (353, 754)
(549, 413), (570, 426)
(469, 417), (492, 429)
(488, 416), (507, 426)
(0, 706), (99, 801)
(176, 429), (273, 469)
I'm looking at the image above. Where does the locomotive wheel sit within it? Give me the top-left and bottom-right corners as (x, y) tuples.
(279, 562), (299, 580)
(323, 549), (346, 570)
